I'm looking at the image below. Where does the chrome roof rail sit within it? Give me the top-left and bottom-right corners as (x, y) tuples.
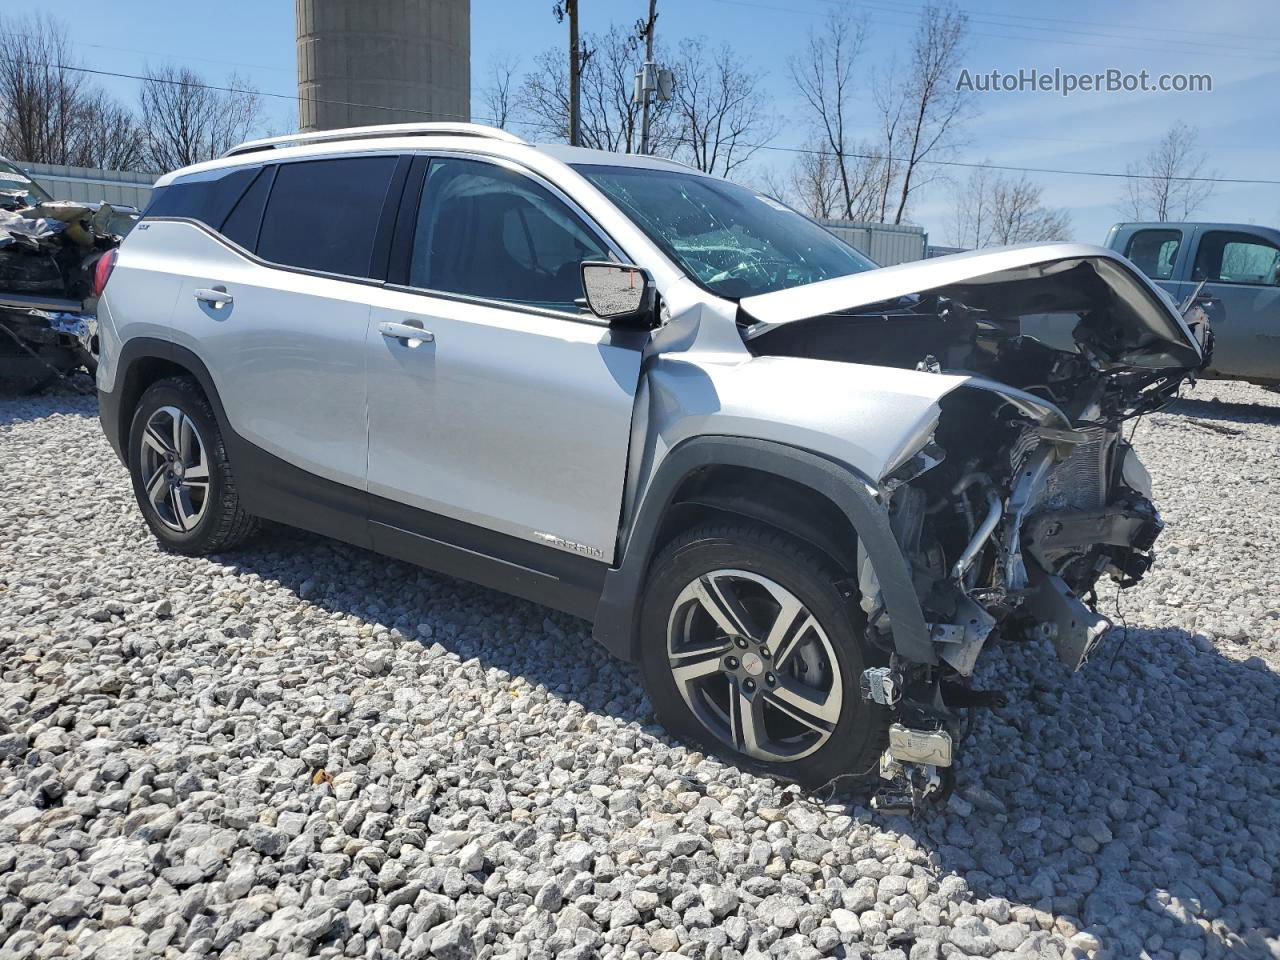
(222, 122), (527, 158)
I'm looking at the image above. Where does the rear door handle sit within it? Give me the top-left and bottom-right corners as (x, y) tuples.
(379, 321), (434, 345)
(194, 287), (233, 307)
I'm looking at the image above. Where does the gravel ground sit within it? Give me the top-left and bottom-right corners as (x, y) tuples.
(0, 376), (1277, 960)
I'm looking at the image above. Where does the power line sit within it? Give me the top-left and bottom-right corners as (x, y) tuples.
(0, 57), (475, 123)
(749, 142), (1280, 186)
(4, 55), (1279, 187)
(841, 0), (1280, 48)
(711, 0), (1280, 63)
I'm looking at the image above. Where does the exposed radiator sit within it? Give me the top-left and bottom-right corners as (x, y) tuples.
(1036, 425), (1112, 511)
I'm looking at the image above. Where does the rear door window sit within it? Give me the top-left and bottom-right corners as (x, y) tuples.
(1124, 228), (1181, 280)
(1193, 230), (1280, 286)
(256, 155), (399, 278)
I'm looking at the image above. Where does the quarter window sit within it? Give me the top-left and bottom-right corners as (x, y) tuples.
(219, 166), (273, 251)
(143, 166), (259, 229)
(1193, 231), (1280, 286)
(409, 157), (609, 313)
(256, 156), (398, 278)
(1124, 228), (1181, 280)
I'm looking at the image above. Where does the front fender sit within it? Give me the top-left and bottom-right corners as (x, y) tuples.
(642, 354), (966, 485)
(591, 435), (935, 665)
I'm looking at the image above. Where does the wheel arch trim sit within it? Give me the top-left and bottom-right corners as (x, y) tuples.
(99, 337), (231, 465)
(591, 435), (935, 664)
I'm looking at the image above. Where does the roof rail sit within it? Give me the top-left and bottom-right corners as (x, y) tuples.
(222, 122), (526, 158)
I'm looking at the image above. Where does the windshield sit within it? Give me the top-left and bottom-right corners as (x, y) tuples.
(0, 159), (52, 207)
(574, 163), (875, 299)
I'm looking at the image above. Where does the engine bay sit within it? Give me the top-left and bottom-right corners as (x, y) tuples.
(749, 289), (1196, 808)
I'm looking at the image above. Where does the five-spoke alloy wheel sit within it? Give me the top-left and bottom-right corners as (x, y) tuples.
(138, 405), (211, 533)
(666, 569), (843, 762)
(127, 376), (258, 555)
(641, 522), (888, 789)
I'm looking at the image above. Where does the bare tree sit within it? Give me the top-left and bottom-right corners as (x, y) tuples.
(756, 164), (798, 207)
(792, 142), (883, 221)
(1121, 121), (1214, 221)
(139, 65), (262, 171)
(883, 3), (973, 224)
(520, 26), (675, 154)
(790, 11), (883, 221)
(481, 54), (519, 129)
(671, 38), (777, 177)
(988, 173), (1071, 244)
(872, 69), (905, 222)
(950, 166), (992, 248)
(74, 90), (147, 171)
(0, 13), (89, 165)
(952, 165), (1071, 247)
(0, 14), (147, 171)
(790, 146), (841, 219)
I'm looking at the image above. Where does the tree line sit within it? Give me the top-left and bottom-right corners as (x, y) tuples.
(0, 8), (1218, 246)
(0, 13), (263, 176)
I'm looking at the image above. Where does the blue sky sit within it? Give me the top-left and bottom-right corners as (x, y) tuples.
(15, 0), (1280, 244)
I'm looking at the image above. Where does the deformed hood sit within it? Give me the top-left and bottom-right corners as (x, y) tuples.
(740, 243), (1202, 369)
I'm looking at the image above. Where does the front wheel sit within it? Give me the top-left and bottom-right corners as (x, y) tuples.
(639, 522), (888, 790)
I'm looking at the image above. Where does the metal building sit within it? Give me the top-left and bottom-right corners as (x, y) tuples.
(819, 220), (929, 267)
(23, 162), (158, 209)
(296, 0), (470, 132)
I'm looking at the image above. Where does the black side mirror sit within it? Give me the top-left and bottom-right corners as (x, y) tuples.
(580, 261), (657, 328)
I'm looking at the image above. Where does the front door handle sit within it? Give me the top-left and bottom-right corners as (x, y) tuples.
(379, 320), (434, 345)
(194, 287), (233, 307)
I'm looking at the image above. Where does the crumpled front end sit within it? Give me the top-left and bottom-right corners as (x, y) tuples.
(744, 244), (1198, 807)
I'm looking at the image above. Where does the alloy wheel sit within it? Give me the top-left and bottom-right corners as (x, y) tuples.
(138, 405), (210, 533)
(665, 569), (843, 762)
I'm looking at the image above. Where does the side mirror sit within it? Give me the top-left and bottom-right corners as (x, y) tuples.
(581, 261), (657, 327)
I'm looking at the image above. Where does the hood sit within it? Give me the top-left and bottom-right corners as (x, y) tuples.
(739, 243), (1202, 369)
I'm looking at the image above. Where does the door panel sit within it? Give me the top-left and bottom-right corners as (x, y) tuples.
(365, 290), (642, 562)
(166, 239), (373, 488)
(1174, 230), (1280, 380)
(365, 154), (644, 564)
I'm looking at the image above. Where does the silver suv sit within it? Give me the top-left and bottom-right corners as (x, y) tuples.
(96, 123), (1203, 802)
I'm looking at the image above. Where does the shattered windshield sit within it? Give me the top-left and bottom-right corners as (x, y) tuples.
(574, 163), (874, 299)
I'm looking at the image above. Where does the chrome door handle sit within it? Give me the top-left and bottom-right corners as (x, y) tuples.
(379, 321), (434, 345)
(194, 287), (233, 307)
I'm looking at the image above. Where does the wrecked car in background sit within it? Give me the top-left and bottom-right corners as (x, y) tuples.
(0, 156), (137, 392)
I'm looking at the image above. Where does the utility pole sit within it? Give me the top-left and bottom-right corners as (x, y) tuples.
(639, 0), (657, 156)
(568, 0), (581, 146)
(555, 1), (583, 146)
(633, 0), (672, 155)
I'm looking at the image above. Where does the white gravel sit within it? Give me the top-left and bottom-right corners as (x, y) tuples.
(0, 376), (1277, 960)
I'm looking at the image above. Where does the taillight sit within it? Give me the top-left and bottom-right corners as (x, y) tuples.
(92, 248), (118, 297)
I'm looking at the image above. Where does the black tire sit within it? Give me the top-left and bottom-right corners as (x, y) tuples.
(127, 376), (258, 555)
(639, 521), (888, 791)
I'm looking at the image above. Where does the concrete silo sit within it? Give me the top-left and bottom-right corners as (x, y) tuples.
(296, 0), (470, 131)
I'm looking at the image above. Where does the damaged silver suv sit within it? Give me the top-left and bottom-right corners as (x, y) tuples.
(95, 123), (1205, 805)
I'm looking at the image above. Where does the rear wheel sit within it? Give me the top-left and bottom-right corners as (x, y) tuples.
(127, 376), (257, 555)
(639, 522), (888, 790)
